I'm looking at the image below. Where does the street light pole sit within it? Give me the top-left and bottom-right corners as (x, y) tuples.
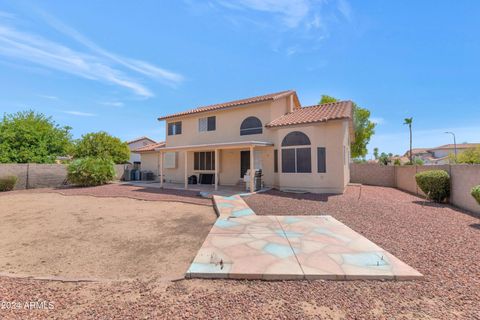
(445, 131), (457, 162)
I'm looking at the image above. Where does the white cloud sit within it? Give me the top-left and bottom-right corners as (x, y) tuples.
(0, 11), (184, 97)
(370, 117), (385, 125)
(336, 0), (352, 21)
(62, 110), (96, 117)
(215, 0), (351, 30)
(39, 12), (184, 86)
(39, 94), (59, 100)
(219, 0), (311, 28)
(100, 101), (124, 107)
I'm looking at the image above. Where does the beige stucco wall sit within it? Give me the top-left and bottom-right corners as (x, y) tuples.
(154, 95), (350, 193)
(164, 98), (292, 147)
(270, 120), (348, 193)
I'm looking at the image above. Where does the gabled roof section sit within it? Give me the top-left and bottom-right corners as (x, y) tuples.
(265, 100), (353, 128)
(132, 141), (166, 153)
(158, 90), (299, 120)
(431, 143), (480, 150)
(127, 136), (157, 145)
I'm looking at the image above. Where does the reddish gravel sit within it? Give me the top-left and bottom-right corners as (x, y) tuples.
(1, 185), (479, 319)
(1, 183), (212, 206)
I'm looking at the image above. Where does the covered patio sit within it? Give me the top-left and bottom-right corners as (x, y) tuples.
(154, 141), (274, 192)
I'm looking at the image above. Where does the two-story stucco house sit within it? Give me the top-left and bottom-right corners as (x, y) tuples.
(135, 90), (354, 194)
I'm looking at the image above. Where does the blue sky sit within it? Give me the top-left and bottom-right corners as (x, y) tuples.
(0, 0), (479, 157)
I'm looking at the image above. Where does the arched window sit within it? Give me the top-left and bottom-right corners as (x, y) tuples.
(281, 131), (311, 147)
(281, 131), (311, 173)
(240, 117), (263, 135)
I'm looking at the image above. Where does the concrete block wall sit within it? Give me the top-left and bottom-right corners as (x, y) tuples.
(0, 164), (127, 190)
(350, 163), (480, 214)
(450, 165), (480, 214)
(350, 163), (395, 187)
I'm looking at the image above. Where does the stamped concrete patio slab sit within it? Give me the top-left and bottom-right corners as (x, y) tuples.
(188, 195), (423, 281)
(276, 216), (422, 280)
(186, 233), (303, 280)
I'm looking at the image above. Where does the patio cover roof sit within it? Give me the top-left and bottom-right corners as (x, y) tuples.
(154, 141), (273, 152)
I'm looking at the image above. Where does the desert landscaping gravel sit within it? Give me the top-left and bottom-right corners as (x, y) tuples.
(1, 185), (479, 319)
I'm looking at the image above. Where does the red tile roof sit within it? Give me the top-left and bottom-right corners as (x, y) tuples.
(132, 141), (166, 153)
(158, 90), (299, 120)
(266, 100), (353, 127)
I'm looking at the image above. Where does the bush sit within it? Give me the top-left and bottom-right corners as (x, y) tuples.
(415, 170), (450, 202)
(472, 185), (480, 205)
(73, 131), (130, 164)
(0, 176), (17, 191)
(67, 157), (115, 187)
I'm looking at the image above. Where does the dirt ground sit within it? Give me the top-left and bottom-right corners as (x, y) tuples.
(1, 186), (479, 319)
(0, 193), (215, 282)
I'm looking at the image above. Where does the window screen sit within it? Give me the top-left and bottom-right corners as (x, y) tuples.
(240, 117), (263, 135)
(194, 151), (215, 170)
(199, 116), (216, 132)
(168, 121), (182, 135)
(281, 149), (296, 173)
(207, 116), (216, 131)
(274, 149), (278, 173)
(281, 131), (311, 146)
(317, 147), (326, 173)
(296, 148), (311, 173)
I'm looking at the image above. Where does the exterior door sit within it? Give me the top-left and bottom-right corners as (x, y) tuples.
(240, 151), (250, 178)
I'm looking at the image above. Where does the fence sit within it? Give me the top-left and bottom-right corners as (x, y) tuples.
(350, 163), (480, 214)
(0, 164), (127, 190)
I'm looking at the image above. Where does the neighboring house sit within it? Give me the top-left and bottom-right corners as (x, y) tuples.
(136, 90), (354, 194)
(405, 143), (480, 165)
(126, 136), (157, 164)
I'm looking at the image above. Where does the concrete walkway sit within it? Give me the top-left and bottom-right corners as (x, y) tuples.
(187, 195), (423, 281)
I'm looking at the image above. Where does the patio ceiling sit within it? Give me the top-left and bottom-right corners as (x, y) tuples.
(154, 140), (273, 152)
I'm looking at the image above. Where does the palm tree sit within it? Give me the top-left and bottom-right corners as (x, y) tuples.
(404, 117), (413, 163)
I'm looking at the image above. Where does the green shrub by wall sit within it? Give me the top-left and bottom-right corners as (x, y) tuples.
(415, 170), (450, 202)
(67, 157), (115, 187)
(472, 185), (480, 205)
(0, 176), (17, 191)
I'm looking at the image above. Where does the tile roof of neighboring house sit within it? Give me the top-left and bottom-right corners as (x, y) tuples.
(404, 148), (430, 157)
(126, 136), (157, 145)
(431, 143), (480, 150)
(158, 90), (299, 120)
(265, 100), (353, 128)
(132, 141), (166, 153)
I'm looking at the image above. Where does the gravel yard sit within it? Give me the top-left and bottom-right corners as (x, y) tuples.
(1, 185), (479, 319)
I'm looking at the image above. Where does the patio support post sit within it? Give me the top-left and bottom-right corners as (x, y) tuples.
(159, 151), (164, 188)
(250, 146), (255, 192)
(184, 151), (188, 189)
(215, 149), (219, 191)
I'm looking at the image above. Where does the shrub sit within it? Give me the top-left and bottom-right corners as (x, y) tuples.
(415, 170), (450, 202)
(73, 131), (130, 164)
(0, 176), (17, 191)
(67, 157), (115, 187)
(472, 185), (480, 205)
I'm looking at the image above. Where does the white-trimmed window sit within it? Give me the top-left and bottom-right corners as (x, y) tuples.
(281, 131), (312, 173)
(198, 116), (216, 132)
(194, 151), (215, 170)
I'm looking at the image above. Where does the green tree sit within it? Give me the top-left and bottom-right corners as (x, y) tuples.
(0, 110), (72, 163)
(404, 117), (413, 163)
(373, 147), (379, 160)
(455, 147), (480, 164)
(378, 152), (391, 165)
(320, 95), (376, 159)
(73, 131), (130, 164)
